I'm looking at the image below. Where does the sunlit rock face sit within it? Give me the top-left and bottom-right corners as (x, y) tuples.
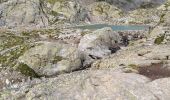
(0, 0), (48, 27)
(42, 0), (90, 24)
(2, 69), (170, 100)
(0, 0), (91, 27)
(88, 2), (123, 23)
(18, 42), (83, 77)
(79, 27), (121, 57)
(78, 27), (121, 66)
(0, 0), (168, 27)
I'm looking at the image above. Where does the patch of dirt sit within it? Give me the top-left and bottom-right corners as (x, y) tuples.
(138, 62), (170, 80)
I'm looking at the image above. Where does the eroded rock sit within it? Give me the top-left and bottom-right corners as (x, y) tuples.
(92, 44), (170, 78)
(0, 0), (48, 27)
(88, 2), (123, 23)
(78, 27), (121, 66)
(18, 41), (82, 76)
(1, 69), (155, 100)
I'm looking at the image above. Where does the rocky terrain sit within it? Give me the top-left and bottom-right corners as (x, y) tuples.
(0, 0), (170, 100)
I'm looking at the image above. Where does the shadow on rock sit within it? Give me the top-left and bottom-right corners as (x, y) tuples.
(139, 62), (170, 80)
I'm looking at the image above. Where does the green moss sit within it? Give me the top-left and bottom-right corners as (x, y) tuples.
(17, 63), (40, 78)
(159, 13), (166, 24)
(165, 2), (170, 9)
(46, 0), (65, 4)
(0, 32), (29, 68)
(50, 11), (59, 16)
(128, 64), (139, 70)
(95, 5), (104, 14)
(0, 43), (36, 68)
(0, 34), (25, 50)
(154, 34), (165, 45)
(21, 31), (40, 38)
(52, 56), (63, 64)
(0, 29), (61, 76)
(81, 31), (90, 36)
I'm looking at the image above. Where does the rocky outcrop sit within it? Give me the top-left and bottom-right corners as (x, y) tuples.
(0, 0), (90, 27)
(78, 27), (121, 66)
(0, 0), (168, 27)
(146, 78), (170, 100)
(18, 42), (82, 76)
(126, 8), (163, 25)
(100, 0), (166, 11)
(88, 2), (123, 23)
(1, 69), (170, 100)
(0, 0), (48, 27)
(51, 0), (89, 23)
(92, 43), (170, 79)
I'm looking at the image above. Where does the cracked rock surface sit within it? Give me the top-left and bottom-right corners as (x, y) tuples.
(1, 69), (170, 100)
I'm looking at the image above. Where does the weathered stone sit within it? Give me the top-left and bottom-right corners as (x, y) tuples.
(0, 28), (68, 77)
(44, 0), (89, 24)
(0, 0), (48, 27)
(146, 78), (170, 100)
(161, 11), (170, 26)
(0, 68), (27, 91)
(127, 8), (163, 25)
(78, 27), (121, 66)
(1, 69), (158, 100)
(103, 0), (166, 11)
(88, 2), (123, 23)
(79, 27), (121, 57)
(92, 44), (170, 75)
(18, 42), (82, 76)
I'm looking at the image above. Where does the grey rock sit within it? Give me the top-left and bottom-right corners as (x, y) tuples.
(78, 27), (121, 66)
(0, 20), (5, 27)
(0, 68), (27, 91)
(43, 0), (89, 24)
(79, 27), (121, 58)
(103, 0), (166, 11)
(146, 78), (170, 100)
(92, 43), (170, 76)
(18, 42), (82, 76)
(162, 11), (170, 26)
(0, 0), (48, 27)
(88, 2), (123, 23)
(1, 69), (158, 100)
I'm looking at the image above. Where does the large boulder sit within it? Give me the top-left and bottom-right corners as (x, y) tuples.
(78, 27), (121, 66)
(0, 28), (81, 77)
(18, 42), (82, 76)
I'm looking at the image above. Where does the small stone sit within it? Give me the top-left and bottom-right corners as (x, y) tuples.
(5, 79), (10, 85)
